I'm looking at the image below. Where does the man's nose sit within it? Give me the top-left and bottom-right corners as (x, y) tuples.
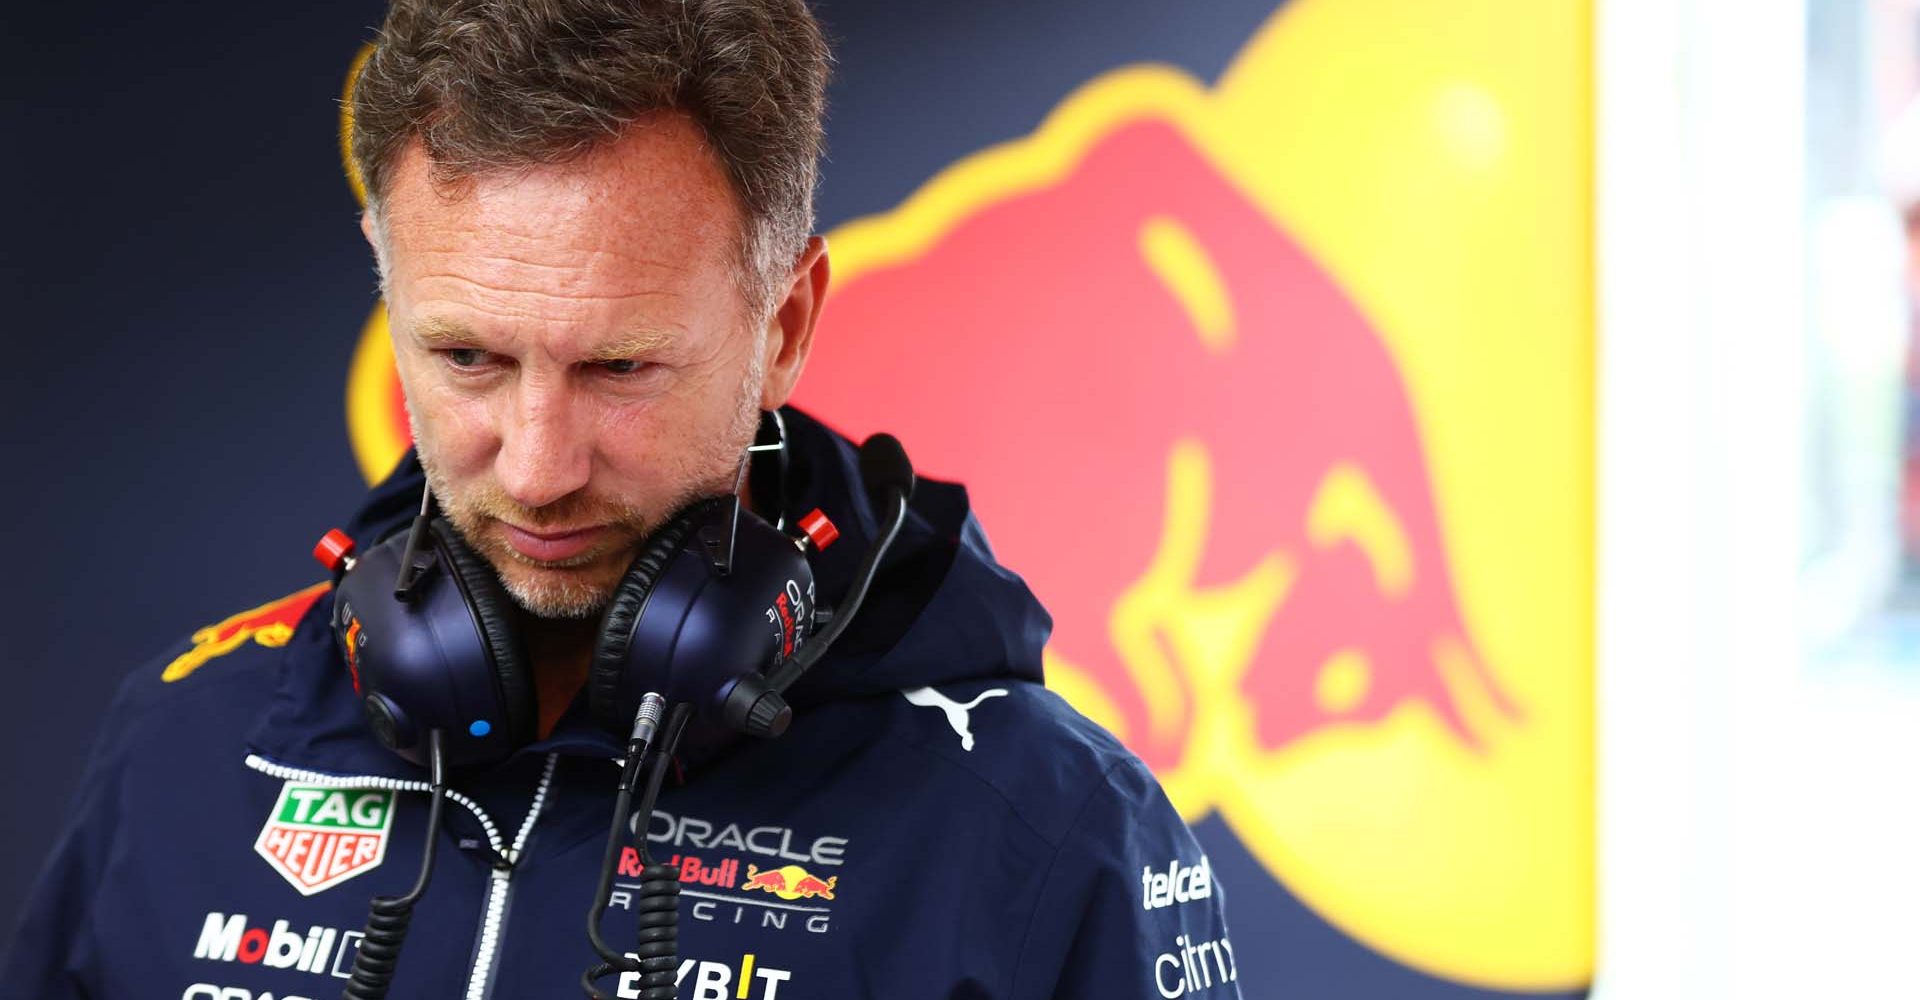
(494, 374), (591, 510)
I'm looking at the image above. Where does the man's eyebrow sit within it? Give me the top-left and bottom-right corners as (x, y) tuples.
(583, 328), (676, 361)
(406, 319), (675, 358)
(409, 317), (480, 347)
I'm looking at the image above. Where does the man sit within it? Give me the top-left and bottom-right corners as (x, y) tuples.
(3, 1), (1242, 997)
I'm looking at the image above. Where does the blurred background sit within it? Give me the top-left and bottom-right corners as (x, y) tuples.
(2, 0), (1915, 995)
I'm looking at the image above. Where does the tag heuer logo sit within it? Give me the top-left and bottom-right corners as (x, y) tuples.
(254, 784), (395, 895)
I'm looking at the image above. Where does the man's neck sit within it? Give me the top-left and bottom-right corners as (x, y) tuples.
(517, 611), (599, 739)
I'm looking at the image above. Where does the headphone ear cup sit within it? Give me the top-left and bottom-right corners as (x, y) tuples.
(429, 519), (538, 747)
(588, 502), (720, 731)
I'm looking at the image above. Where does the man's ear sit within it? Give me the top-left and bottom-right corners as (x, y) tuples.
(758, 235), (830, 410)
(359, 210), (393, 296)
(359, 210), (383, 262)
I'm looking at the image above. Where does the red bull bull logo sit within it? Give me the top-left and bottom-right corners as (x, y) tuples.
(163, 583), (331, 684)
(337, 0), (1591, 990)
(809, 113), (1518, 766)
(740, 864), (837, 902)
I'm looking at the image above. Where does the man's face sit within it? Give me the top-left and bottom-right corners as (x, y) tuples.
(371, 114), (794, 618)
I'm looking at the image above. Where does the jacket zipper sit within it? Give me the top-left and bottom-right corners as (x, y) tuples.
(243, 752), (561, 1000)
(462, 753), (558, 1000)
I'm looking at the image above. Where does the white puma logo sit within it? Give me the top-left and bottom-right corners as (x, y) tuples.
(901, 686), (1009, 751)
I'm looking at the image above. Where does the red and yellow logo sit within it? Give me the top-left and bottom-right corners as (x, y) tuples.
(162, 583), (331, 683)
(740, 863), (838, 902)
(338, 0), (1590, 989)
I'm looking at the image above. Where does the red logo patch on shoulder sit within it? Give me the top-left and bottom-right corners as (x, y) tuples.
(162, 582), (330, 683)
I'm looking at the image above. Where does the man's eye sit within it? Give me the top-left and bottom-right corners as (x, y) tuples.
(442, 348), (493, 369)
(597, 359), (648, 376)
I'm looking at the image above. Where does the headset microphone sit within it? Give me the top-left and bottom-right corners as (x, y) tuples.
(721, 433), (915, 738)
(857, 431), (916, 504)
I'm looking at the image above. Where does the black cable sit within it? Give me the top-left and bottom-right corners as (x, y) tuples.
(796, 488), (908, 666)
(584, 723), (656, 969)
(753, 487), (909, 700)
(583, 702), (691, 999)
(343, 728), (447, 1000)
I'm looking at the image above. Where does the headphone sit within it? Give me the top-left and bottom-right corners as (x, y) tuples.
(310, 411), (905, 768)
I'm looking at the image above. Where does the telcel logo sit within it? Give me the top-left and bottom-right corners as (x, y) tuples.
(1142, 856), (1213, 910)
(193, 912), (350, 976)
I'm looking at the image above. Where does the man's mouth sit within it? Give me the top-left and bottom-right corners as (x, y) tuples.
(498, 522), (609, 563)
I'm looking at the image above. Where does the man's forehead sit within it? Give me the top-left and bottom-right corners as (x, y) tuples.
(378, 113), (743, 269)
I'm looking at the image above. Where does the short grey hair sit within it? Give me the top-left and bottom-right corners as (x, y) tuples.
(349, 0), (831, 312)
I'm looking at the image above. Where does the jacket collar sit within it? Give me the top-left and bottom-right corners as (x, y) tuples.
(245, 406), (1051, 779)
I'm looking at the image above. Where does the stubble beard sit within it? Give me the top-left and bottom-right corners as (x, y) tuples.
(415, 347), (767, 621)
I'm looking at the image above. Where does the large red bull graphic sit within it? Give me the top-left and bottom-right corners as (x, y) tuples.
(805, 114), (1522, 767)
(340, 0), (1592, 992)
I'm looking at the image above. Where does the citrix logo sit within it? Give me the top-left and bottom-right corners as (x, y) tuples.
(1154, 933), (1238, 998)
(193, 912), (344, 975)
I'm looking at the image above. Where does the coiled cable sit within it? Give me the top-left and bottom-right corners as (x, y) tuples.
(583, 699), (690, 999)
(343, 728), (447, 1000)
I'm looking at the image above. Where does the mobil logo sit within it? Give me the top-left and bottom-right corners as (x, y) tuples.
(190, 911), (354, 976)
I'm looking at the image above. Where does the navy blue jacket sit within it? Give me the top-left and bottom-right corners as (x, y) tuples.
(3, 409), (1242, 1000)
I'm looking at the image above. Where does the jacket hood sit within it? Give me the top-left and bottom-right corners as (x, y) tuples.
(247, 406), (1052, 775)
